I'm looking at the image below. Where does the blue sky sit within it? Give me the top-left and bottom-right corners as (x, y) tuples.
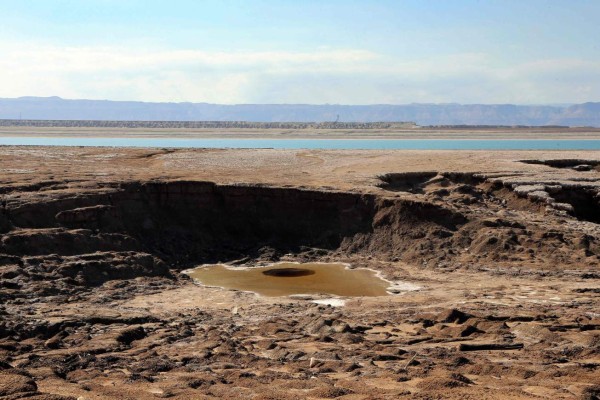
(0, 0), (598, 104)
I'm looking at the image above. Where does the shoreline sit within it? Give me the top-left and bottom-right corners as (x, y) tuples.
(2, 125), (600, 140)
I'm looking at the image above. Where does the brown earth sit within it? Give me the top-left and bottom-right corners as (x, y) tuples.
(0, 144), (599, 399)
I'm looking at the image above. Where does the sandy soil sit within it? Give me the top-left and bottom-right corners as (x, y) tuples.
(1, 142), (599, 399)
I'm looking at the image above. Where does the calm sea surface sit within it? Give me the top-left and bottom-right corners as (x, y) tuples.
(1, 137), (600, 150)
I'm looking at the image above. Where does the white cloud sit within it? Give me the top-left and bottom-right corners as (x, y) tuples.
(0, 42), (598, 104)
(0, 43), (378, 73)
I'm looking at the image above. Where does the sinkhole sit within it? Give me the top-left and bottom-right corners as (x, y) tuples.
(262, 268), (316, 277)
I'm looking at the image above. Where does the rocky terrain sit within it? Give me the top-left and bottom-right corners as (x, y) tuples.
(0, 146), (599, 399)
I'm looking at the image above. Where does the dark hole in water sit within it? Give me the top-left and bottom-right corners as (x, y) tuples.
(262, 268), (316, 277)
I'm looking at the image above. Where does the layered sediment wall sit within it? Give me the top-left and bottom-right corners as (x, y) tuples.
(2, 181), (467, 266)
(2, 176), (598, 288)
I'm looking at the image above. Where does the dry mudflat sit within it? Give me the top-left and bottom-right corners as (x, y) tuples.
(0, 139), (600, 399)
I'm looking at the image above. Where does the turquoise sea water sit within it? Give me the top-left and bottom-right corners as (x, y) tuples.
(1, 137), (600, 150)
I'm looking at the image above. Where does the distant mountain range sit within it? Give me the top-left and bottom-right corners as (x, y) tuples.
(1, 96), (599, 126)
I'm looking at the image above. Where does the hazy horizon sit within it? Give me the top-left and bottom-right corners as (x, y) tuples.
(0, 1), (599, 105)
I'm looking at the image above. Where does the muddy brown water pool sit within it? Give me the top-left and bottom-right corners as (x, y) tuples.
(185, 262), (392, 297)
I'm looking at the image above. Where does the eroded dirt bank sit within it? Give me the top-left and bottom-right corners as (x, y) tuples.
(1, 147), (599, 399)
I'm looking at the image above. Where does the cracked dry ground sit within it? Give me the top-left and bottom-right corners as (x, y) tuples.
(0, 147), (599, 399)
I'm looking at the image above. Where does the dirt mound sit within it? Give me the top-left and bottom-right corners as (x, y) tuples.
(377, 171), (439, 193)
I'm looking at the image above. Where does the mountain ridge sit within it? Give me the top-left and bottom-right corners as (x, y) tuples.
(1, 96), (599, 126)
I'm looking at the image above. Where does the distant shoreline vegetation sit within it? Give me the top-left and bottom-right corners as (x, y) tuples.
(0, 120), (417, 129)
